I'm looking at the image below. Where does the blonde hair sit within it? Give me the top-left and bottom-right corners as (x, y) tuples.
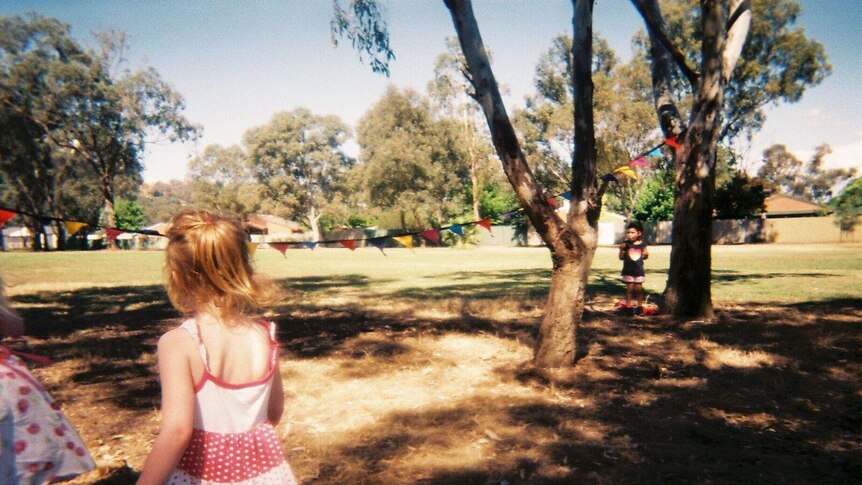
(165, 209), (278, 321)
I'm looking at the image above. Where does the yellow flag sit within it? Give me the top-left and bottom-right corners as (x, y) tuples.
(393, 235), (414, 249)
(247, 242), (259, 256)
(64, 221), (87, 235)
(614, 166), (638, 179)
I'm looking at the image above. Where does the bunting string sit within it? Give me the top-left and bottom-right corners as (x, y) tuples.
(0, 139), (675, 255)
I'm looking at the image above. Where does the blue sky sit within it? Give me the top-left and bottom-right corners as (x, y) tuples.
(2, 0), (859, 183)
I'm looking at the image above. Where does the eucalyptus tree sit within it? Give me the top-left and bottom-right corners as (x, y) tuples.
(757, 144), (856, 204)
(632, 0), (830, 317)
(428, 37), (496, 220)
(244, 108), (353, 240)
(0, 14), (198, 246)
(188, 144), (257, 215)
(355, 86), (469, 229)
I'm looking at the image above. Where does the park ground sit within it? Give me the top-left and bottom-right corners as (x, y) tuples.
(0, 244), (860, 484)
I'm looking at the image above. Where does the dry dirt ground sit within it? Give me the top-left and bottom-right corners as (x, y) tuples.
(8, 288), (861, 484)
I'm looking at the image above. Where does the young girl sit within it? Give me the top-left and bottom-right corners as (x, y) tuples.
(137, 209), (296, 484)
(618, 221), (649, 314)
(1, 273), (96, 483)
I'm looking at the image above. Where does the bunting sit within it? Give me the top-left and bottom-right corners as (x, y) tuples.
(270, 243), (290, 257)
(664, 136), (681, 150)
(0, 209), (15, 228)
(421, 229), (440, 244)
(613, 166), (638, 180)
(63, 221), (88, 236)
(476, 218), (492, 234)
(247, 242), (259, 255)
(105, 228), (124, 241)
(338, 239), (356, 251)
(560, 191), (572, 200)
(546, 197), (558, 208)
(367, 237), (388, 254)
(628, 157), (649, 167)
(300, 241), (318, 250)
(646, 147), (663, 157)
(448, 224), (464, 237)
(392, 235), (414, 250)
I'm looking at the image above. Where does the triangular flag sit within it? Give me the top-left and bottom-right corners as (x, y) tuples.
(270, 243), (290, 257)
(64, 221), (87, 236)
(665, 136), (681, 150)
(301, 241), (317, 250)
(393, 235), (414, 250)
(629, 157), (649, 167)
(339, 239), (356, 251)
(646, 148), (663, 157)
(247, 242), (259, 255)
(368, 237), (387, 254)
(560, 191), (572, 200)
(0, 209), (16, 228)
(421, 229), (440, 244)
(105, 228), (124, 241)
(601, 173), (619, 183)
(614, 166), (638, 179)
(448, 224), (464, 237)
(477, 218), (492, 234)
(546, 197), (557, 208)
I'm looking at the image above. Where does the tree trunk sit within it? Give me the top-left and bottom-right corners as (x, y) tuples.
(636, 0), (740, 319)
(445, 0), (599, 367)
(307, 206), (321, 242)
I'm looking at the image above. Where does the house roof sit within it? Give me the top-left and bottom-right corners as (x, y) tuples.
(764, 194), (828, 216)
(246, 214), (303, 232)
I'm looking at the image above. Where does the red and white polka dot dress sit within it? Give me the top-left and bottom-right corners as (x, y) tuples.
(0, 352), (96, 483)
(167, 320), (296, 484)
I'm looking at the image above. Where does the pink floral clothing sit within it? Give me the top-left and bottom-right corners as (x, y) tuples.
(167, 319), (296, 485)
(0, 351), (95, 484)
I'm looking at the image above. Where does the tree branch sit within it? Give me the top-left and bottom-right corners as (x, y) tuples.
(630, 0), (699, 89)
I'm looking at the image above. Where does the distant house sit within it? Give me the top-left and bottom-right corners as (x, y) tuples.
(1, 225), (57, 250)
(245, 214), (309, 242)
(763, 194), (830, 218)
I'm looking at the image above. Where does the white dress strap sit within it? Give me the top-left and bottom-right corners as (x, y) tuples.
(179, 319), (210, 371)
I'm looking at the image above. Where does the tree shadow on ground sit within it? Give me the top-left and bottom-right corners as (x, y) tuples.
(294, 298), (861, 484)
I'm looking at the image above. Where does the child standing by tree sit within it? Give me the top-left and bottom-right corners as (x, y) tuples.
(619, 221), (649, 314)
(137, 209), (296, 484)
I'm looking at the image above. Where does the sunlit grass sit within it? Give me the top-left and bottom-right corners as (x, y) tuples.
(3, 243), (860, 304)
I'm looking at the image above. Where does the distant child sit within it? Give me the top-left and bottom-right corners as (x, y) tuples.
(0, 273), (96, 484)
(619, 221), (649, 314)
(137, 209), (296, 484)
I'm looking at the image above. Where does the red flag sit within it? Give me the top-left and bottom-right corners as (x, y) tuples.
(665, 136), (681, 150)
(421, 229), (440, 244)
(547, 197), (557, 208)
(105, 228), (124, 241)
(477, 218), (492, 234)
(0, 209), (15, 228)
(338, 239), (356, 251)
(270, 243), (290, 257)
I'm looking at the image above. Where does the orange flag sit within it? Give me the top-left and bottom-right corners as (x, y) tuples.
(64, 221), (87, 236)
(247, 242), (259, 255)
(476, 218), (492, 234)
(339, 239), (356, 251)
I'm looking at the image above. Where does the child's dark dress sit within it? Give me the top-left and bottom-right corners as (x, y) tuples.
(621, 241), (647, 283)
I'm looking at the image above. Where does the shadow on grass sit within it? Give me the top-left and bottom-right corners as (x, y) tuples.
(295, 298), (862, 484)
(5, 277), (861, 483)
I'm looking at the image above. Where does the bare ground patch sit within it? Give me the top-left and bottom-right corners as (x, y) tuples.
(8, 292), (861, 484)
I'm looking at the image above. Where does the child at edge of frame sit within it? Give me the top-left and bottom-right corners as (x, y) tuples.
(0, 272), (96, 484)
(136, 209), (297, 484)
(618, 220), (649, 315)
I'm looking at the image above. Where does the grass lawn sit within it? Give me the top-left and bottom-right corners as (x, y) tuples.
(0, 244), (860, 484)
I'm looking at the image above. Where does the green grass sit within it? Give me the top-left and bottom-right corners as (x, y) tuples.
(1, 243), (860, 304)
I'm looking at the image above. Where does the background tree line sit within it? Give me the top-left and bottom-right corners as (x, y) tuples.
(2, 5), (857, 256)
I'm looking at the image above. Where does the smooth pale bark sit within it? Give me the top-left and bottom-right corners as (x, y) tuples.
(445, 0), (598, 367)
